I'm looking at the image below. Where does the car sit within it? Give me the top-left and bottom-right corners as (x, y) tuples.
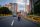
(13, 13), (17, 17)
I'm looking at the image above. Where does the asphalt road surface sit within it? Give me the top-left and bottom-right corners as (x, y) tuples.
(0, 16), (38, 27)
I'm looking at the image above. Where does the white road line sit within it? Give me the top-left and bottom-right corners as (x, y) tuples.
(11, 20), (14, 26)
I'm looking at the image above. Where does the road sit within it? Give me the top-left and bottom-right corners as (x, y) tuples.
(0, 16), (38, 27)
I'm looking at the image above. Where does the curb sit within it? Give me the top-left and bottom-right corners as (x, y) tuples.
(0, 15), (12, 18)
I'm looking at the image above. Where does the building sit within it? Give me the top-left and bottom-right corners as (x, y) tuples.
(25, 0), (31, 14)
(9, 3), (18, 13)
(4, 3), (12, 11)
(4, 3), (18, 13)
(4, 0), (33, 14)
(30, 0), (39, 13)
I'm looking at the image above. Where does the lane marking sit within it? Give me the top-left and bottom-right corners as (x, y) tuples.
(11, 20), (14, 26)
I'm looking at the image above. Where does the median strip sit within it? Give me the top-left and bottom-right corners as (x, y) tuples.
(24, 15), (40, 23)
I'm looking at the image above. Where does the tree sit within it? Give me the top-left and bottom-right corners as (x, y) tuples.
(34, 0), (40, 16)
(0, 7), (12, 14)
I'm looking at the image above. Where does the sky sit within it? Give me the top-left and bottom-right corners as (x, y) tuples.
(0, 0), (29, 10)
(0, 0), (17, 5)
(0, 0), (29, 5)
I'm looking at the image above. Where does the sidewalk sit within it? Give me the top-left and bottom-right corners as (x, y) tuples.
(23, 15), (40, 23)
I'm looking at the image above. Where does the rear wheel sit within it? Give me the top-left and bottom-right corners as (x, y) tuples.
(18, 17), (21, 21)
